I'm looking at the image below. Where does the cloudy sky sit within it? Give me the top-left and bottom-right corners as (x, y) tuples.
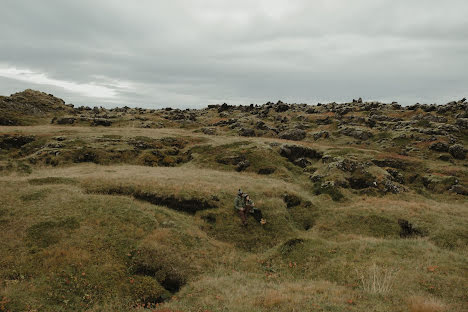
(1, 0), (467, 108)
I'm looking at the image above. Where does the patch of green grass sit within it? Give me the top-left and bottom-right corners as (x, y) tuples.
(20, 189), (49, 201)
(26, 217), (80, 248)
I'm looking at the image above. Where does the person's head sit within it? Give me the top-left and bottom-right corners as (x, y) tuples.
(243, 193), (249, 200)
(238, 189), (243, 196)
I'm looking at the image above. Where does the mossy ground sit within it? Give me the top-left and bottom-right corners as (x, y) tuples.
(0, 124), (466, 312)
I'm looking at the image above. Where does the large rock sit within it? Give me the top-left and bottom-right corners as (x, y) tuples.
(335, 158), (361, 172)
(312, 131), (329, 140)
(238, 128), (256, 137)
(339, 127), (373, 140)
(0, 135), (35, 149)
(455, 118), (468, 129)
(372, 159), (409, 170)
(429, 142), (449, 152)
(278, 129), (306, 141)
(91, 119), (112, 127)
(450, 185), (468, 196)
(275, 101), (289, 112)
(449, 144), (466, 160)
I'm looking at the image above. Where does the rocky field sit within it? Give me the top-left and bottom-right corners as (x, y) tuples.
(0, 90), (467, 311)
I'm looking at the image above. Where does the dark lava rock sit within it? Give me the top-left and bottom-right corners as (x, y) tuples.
(380, 179), (405, 194)
(386, 168), (404, 184)
(275, 102), (289, 112)
(235, 160), (250, 172)
(315, 117), (332, 125)
(293, 158), (312, 168)
(455, 118), (468, 129)
(238, 128), (256, 137)
(372, 159), (409, 170)
(450, 184), (468, 196)
(55, 117), (76, 125)
(201, 127), (217, 135)
(449, 144), (466, 160)
(212, 118), (238, 126)
(312, 131), (330, 140)
(0, 135), (35, 149)
(278, 129), (306, 141)
(218, 103), (233, 113)
(309, 174), (324, 182)
(91, 119), (112, 127)
(280, 145), (323, 162)
(339, 127), (373, 140)
(429, 142), (449, 152)
(335, 159), (361, 172)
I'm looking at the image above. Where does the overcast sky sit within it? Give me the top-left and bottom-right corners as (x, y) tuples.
(1, 0), (467, 108)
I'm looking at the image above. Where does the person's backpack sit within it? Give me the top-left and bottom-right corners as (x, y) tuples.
(251, 208), (263, 222)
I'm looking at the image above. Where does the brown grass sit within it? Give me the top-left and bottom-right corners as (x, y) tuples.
(408, 296), (446, 312)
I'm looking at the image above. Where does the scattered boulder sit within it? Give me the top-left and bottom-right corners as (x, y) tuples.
(91, 119), (112, 127)
(238, 128), (256, 137)
(372, 159), (409, 170)
(312, 131), (330, 140)
(0, 135), (35, 149)
(55, 117), (76, 125)
(450, 184), (468, 196)
(455, 118), (468, 129)
(449, 144), (466, 160)
(315, 117), (332, 125)
(293, 158), (312, 168)
(429, 142), (449, 152)
(275, 101), (289, 112)
(386, 168), (404, 184)
(235, 160), (250, 172)
(335, 158), (361, 172)
(201, 127), (217, 135)
(339, 127), (373, 140)
(278, 129), (306, 141)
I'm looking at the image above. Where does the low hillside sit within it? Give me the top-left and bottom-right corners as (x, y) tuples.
(0, 91), (467, 312)
(0, 89), (72, 126)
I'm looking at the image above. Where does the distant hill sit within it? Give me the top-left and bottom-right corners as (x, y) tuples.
(0, 89), (72, 125)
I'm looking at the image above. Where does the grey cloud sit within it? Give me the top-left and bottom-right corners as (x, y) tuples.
(0, 0), (467, 108)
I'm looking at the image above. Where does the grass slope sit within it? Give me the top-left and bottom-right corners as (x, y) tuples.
(0, 124), (467, 312)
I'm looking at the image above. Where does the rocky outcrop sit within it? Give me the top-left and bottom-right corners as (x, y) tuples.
(449, 144), (466, 160)
(278, 129), (306, 141)
(339, 127), (373, 140)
